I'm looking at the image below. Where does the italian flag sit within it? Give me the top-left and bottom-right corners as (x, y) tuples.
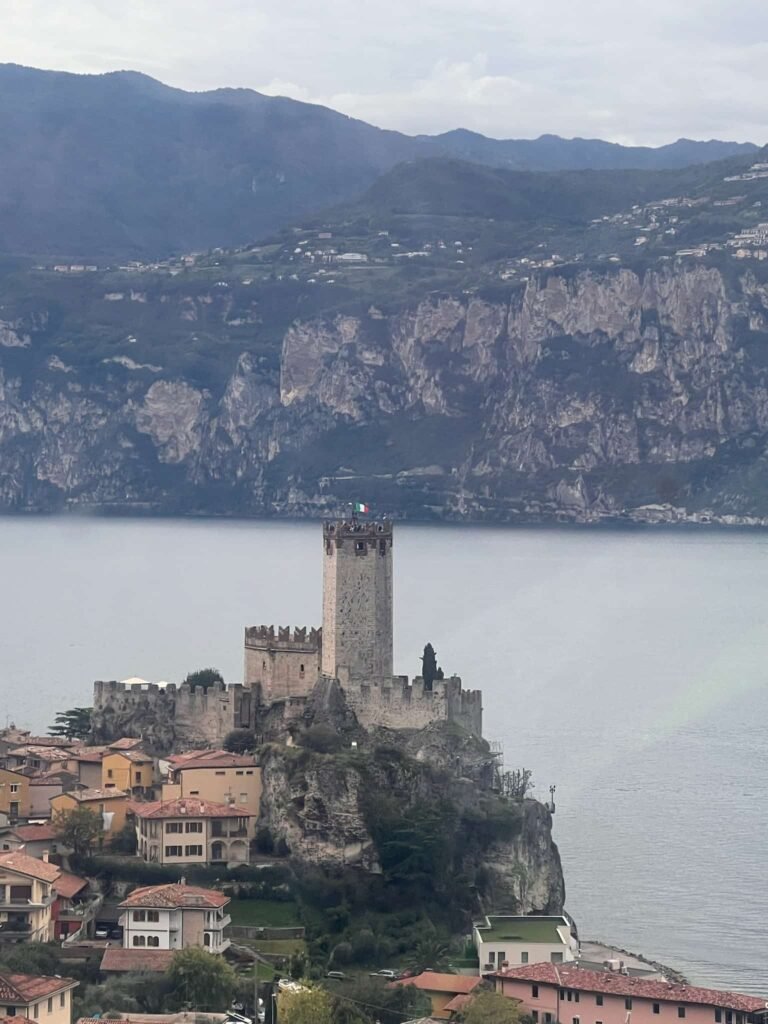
(354, 502), (370, 513)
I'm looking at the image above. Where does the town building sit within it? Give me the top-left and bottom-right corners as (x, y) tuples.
(133, 798), (252, 866)
(116, 882), (230, 955)
(0, 850), (60, 941)
(102, 748), (155, 796)
(0, 768), (30, 822)
(162, 750), (261, 812)
(0, 972), (78, 1024)
(63, 748), (106, 790)
(393, 973), (482, 1019)
(50, 789), (129, 838)
(473, 915), (578, 974)
(28, 775), (67, 818)
(0, 823), (67, 859)
(492, 963), (768, 1024)
(5, 746), (71, 776)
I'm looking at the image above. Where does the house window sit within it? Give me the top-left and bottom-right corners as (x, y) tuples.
(6, 1008), (16, 1016)
(552, 952), (564, 963)
(532, 1013), (539, 1023)
(166, 822), (183, 833)
(107, 769), (113, 778)
(185, 821), (202, 833)
(165, 845), (182, 857)
(522, 952), (529, 964)
(679, 1010), (686, 1019)
(575, 993), (580, 1003)
(33, 1006), (39, 1019)
(9, 784), (19, 794)
(596, 996), (604, 1007)
(204, 933), (211, 946)
(573, 1017), (580, 1024)
(532, 985), (539, 999)
(236, 770), (244, 776)
(626, 1000), (633, 1011)
(133, 935), (146, 946)
(215, 771), (226, 776)
(136, 772), (142, 783)
(715, 1013), (723, 1023)
(498, 950), (507, 966)
(246, 770), (253, 775)
(239, 794), (248, 803)
(185, 844), (203, 856)
(146, 910), (160, 922)
(190, 790), (200, 795)
(726, 1013), (733, 1024)
(148, 935), (160, 947)
(654, 1005), (661, 1015)
(133, 910), (146, 922)
(545, 1015), (553, 1023)
(59, 995), (65, 1008)
(47, 999), (53, 1013)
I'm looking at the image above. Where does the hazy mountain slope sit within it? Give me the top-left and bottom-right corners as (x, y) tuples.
(0, 64), (758, 259)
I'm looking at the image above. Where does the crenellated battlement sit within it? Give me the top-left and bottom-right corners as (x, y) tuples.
(244, 625), (321, 650)
(337, 673), (483, 736)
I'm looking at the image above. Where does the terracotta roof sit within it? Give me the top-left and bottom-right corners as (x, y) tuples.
(24, 737), (77, 748)
(29, 775), (63, 787)
(444, 994), (472, 1012)
(167, 749), (211, 765)
(10, 824), (59, 842)
(133, 797), (251, 819)
(106, 748), (152, 764)
(394, 973), (482, 995)
(9, 745), (70, 760)
(119, 882), (229, 909)
(68, 746), (107, 763)
(0, 850), (61, 882)
(108, 737), (143, 750)
(53, 871), (88, 899)
(494, 964), (768, 1013)
(172, 749), (256, 771)
(59, 788), (127, 802)
(100, 948), (175, 973)
(0, 973), (77, 1002)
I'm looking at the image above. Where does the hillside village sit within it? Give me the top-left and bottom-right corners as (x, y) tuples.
(0, 518), (766, 1023)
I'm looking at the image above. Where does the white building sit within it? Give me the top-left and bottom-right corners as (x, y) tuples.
(118, 882), (231, 954)
(473, 915), (578, 975)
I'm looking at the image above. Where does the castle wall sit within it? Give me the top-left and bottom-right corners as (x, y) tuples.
(322, 521), (393, 684)
(339, 674), (483, 736)
(92, 680), (253, 755)
(244, 626), (321, 700)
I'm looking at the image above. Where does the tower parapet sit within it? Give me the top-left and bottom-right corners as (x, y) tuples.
(337, 673), (483, 736)
(244, 625), (322, 700)
(322, 518), (393, 685)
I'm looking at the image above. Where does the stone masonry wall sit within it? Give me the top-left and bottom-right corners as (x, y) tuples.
(244, 626), (321, 700)
(92, 680), (253, 755)
(339, 674), (483, 736)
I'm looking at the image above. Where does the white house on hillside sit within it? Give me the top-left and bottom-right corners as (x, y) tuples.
(473, 915), (578, 975)
(115, 883), (231, 959)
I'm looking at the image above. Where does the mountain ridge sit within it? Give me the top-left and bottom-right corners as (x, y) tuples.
(0, 63), (760, 259)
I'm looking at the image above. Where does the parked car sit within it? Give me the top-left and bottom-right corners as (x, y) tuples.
(94, 927), (109, 939)
(369, 969), (400, 979)
(326, 971), (346, 980)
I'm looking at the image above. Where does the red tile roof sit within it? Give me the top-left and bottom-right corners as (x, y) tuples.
(133, 797), (251, 819)
(100, 948), (175, 973)
(0, 973), (77, 1003)
(494, 964), (768, 1013)
(0, 850), (61, 882)
(68, 746), (107, 763)
(108, 737), (143, 750)
(9, 745), (70, 760)
(444, 993), (472, 1012)
(108, 748), (152, 763)
(59, 788), (127, 802)
(172, 750), (256, 771)
(119, 882), (229, 909)
(10, 824), (58, 842)
(54, 871), (88, 899)
(29, 775), (64, 787)
(394, 973), (482, 995)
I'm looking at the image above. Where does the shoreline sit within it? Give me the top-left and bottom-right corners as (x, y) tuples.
(585, 940), (688, 985)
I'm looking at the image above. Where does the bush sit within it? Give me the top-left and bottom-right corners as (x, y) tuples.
(298, 724), (344, 754)
(224, 728), (256, 754)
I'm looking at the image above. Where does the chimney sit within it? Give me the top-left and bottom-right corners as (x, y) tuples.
(42, 851), (49, 863)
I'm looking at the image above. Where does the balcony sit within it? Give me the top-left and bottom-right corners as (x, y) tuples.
(229, 828), (248, 838)
(0, 919), (32, 935)
(58, 894), (103, 923)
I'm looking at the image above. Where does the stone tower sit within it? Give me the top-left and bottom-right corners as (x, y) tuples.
(322, 518), (393, 684)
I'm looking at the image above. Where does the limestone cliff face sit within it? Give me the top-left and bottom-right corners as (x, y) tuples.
(258, 745), (565, 915)
(4, 265), (768, 523)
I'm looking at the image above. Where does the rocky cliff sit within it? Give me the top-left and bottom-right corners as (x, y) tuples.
(258, 741), (565, 915)
(4, 263), (768, 524)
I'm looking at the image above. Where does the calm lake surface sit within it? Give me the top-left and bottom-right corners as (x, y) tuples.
(1, 518), (767, 993)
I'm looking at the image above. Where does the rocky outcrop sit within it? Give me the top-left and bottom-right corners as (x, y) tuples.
(258, 740), (565, 914)
(4, 264), (768, 523)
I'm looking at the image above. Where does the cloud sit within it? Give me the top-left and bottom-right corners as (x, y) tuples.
(0, 0), (767, 145)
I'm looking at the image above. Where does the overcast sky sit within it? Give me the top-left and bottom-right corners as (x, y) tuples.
(2, 0), (767, 146)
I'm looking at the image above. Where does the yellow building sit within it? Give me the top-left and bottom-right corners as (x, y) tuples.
(102, 750), (155, 796)
(393, 972), (481, 1019)
(0, 971), (78, 1023)
(162, 750), (261, 814)
(50, 789), (128, 838)
(0, 850), (61, 942)
(0, 767), (30, 821)
(135, 798), (253, 866)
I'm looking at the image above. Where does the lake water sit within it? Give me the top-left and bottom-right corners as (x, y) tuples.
(1, 517), (767, 994)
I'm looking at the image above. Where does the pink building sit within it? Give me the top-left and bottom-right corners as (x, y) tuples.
(493, 964), (767, 1024)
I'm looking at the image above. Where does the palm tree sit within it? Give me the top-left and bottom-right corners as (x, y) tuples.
(407, 937), (453, 975)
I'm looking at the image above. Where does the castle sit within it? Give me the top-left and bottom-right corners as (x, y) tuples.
(92, 517), (482, 751)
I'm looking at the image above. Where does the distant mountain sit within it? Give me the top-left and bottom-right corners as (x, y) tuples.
(0, 63), (760, 259)
(423, 129), (757, 172)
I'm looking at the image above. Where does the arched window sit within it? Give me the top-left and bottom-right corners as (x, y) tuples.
(203, 933), (211, 946)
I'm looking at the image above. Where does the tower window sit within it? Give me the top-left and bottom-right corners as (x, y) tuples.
(300, 664), (305, 673)
(355, 541), (366, 554)
(379, 540), (386, 554)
